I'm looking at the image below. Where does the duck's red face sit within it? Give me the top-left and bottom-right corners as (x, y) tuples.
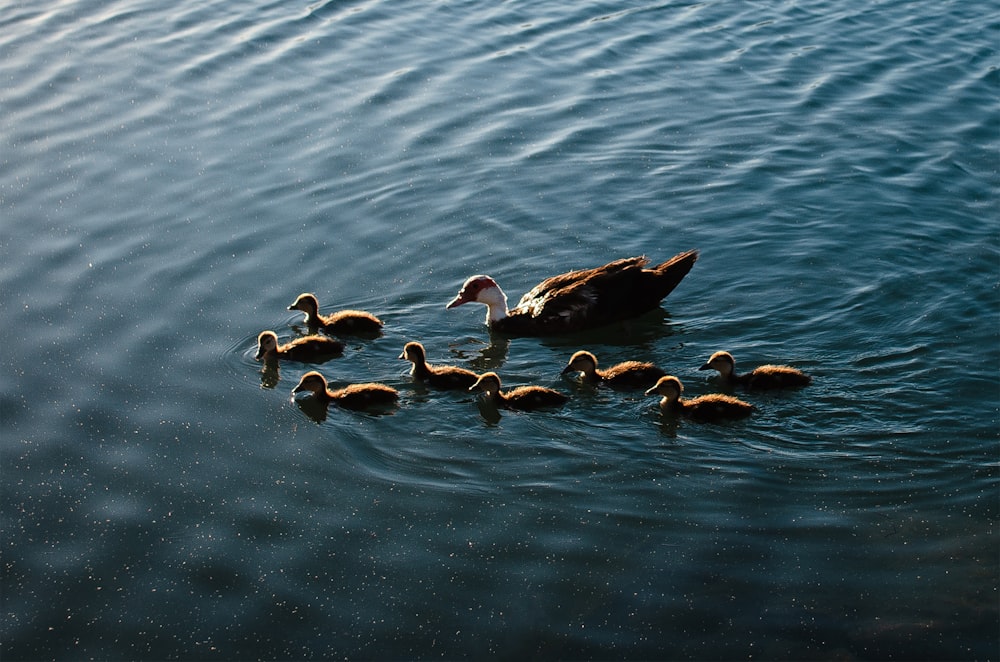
(446, 275), (497, 308)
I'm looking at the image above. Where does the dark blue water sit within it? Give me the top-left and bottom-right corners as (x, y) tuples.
(2, 0), (997, 659)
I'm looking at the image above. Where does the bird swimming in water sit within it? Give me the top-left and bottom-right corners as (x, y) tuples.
(645, 375), (753, 423)
(469, 372), (568, 410)
(292, 370), (399, 411)
(699, 351), (811, 389)
(398, 341), (478, 390)
(447, 250), (698, 335)
(561, 349), (666, 389)
(255, 330), (343, 363)
(287, 292), (383, 336)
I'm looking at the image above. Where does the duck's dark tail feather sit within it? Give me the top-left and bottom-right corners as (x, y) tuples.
(651, 249), (699, 299)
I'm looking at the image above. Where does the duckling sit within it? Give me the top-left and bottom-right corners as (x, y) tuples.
(561, 350), (666, 389)
(398, 341), (478, 390)
(645, 376), (753, 423)
(469, 372), (568, 411)
(699, 351), (811, 389)
(255, 330), (344, 363)
(291, 370), (399, 411)
(287, 293), (383, 336)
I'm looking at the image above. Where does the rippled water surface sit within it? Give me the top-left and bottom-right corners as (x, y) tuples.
(2, 0), (998, 659)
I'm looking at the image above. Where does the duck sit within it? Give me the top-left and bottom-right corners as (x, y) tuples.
(291, 370), (399, 411)
(645, 375), (753, 423)
(469, 372), (568, 410)
(561, 350), (666, 389)
(699, 351), (811, 389)
(287, 293), (383, 336)
(398, 341), (478, 390)
(255, 330), (344, 363)
(446, 250), (698, 335)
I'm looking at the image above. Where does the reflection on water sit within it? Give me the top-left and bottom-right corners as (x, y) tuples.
(259, 360), (281, 389)
(450, 335), (512, 372)
(294, 392), (332, 423)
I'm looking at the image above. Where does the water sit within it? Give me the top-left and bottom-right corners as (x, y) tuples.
(2, 0), (997, 659)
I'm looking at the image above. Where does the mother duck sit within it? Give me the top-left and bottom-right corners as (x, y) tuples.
(446, 250), (698, 335)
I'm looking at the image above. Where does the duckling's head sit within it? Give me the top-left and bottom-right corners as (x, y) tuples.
(398, 341), (426, 363)
(469, 371), (502, 396)
(645, 375), (683, 402)
(700, 351), (736, 377)
(447, 275), (506, 309)
(562, 350), (598, 376)
(255, 331), (280, 360)
(288, 293), (320, 317)
(292, 371), (329, 396)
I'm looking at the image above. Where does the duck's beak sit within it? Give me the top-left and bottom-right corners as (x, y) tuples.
(644, 385), (657, 396)
(698, 362), (712, 371)
(254, 348), (265, 360)
(397, 351), (406, 360)
(292, 384), (303, 394)
(560, 365), (575, 375)
(446, 292), (470, 309)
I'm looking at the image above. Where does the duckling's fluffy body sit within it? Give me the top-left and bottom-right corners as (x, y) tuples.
(288, 293), (383, 336)
(700, 351), (811, 389)
(255, 330), (343, 362)
(470, 372), (568, 410)
(645, 376), (753, 423)
(398, 342), (478, 390)
(292, 371), (398, 410)
(561, 350), (666, 389)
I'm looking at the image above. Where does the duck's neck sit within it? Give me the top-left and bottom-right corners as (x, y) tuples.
(411, 358), (432, 379)
(479, 286), (509, 325)
(660, 395), (681, 412)
(303, 306), (321, 324)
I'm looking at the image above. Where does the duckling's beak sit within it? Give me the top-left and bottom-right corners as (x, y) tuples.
(397, 351), (406, 360)
(698, 362), (712, 371)
(287, 304), (296, 311)
(644, 385), (657, 396)
(291, 384), (304, 394)
(560, 365), (575, 375)
(254, 347), (265, 360)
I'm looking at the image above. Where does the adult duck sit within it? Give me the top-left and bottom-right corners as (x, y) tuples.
(561, 350), (666, 389)
(446, 250), (698, 335)
(699, 351), (811, 389)
(255, 331), (343, 363)
(287, 293), (383, 336)
(292, 370), (399, 411)
(469, 372), (568, 410)
(398, 341), (478, 390)
(645, 375), (753, 423)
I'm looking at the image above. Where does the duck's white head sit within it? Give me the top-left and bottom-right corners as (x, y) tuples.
(255, 331), (279, 360)
(447, 275), (509, 323)
(699, 351), (736, 377)
(645, 375), (683, 402)
(292, 371), (328, 396)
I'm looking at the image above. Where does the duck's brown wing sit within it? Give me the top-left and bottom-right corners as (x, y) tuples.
(512, 256), (649, 310)
(503, 257), (654, 332)
(497, 252), (697, 335)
